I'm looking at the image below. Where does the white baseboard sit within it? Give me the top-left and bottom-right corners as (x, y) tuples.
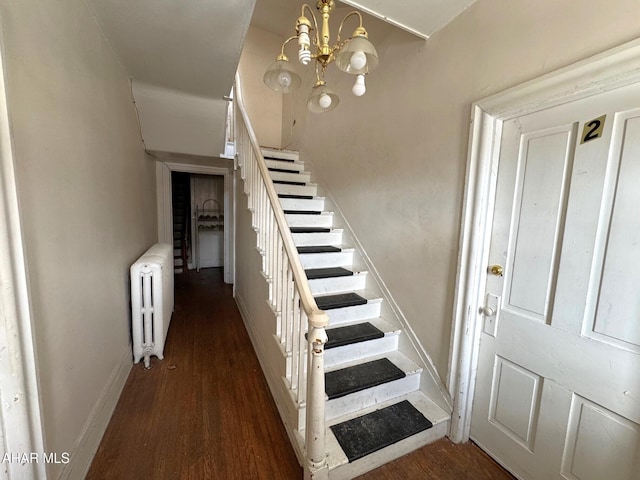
(57, 346), (132, 480)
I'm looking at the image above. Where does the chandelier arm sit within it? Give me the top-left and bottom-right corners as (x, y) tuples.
(280, 36), (301, 56)
(301, 4), (321, 48)
(336, 11), (363, 44)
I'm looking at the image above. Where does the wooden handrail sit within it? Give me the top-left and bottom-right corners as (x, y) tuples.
(234, 73), (329, 476)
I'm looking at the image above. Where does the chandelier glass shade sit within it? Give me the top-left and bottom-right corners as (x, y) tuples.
(263, 54), (303, 93)
(263, 0), (379, 113)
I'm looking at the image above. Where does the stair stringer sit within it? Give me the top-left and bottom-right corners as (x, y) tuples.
(299, 150), (453, 416)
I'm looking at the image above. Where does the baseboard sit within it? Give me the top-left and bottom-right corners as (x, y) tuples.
(56, 346), (132, 480)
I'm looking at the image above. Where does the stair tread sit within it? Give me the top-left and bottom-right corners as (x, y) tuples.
(325, 322), (385, 350)
(290, 227), (331, 233)
(325, 357), (405, 400)
(278, 194), (314, 200)
(315, 292), (368, 310)
(284, 210), (322, 215)
(297, 245), (342, 254)
(306, 267), (353, 280)
(268, 167), (300, 174)
(273, 180), (307, 186)
(263, 156), (295, 162)
(330, 400), (433, 463)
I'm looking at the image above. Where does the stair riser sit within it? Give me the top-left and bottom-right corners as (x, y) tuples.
(274, 183), (317, 197)
(300, 251), (354, 269)
(325, 374), (421, 421)
(279, 197), (325, 212)
(325, 335), (399, 369)
(292, 231), (343, 247)
(286, 213), (333, 228)
(309, 273), (367, 295)
(270, 170), (311, 184)
(325, 300), (382, 325)
(266, 159), (305, 172)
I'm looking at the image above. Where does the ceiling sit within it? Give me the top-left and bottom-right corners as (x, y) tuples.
(86, 0), (476, 156)
(252, 0), (477, 40)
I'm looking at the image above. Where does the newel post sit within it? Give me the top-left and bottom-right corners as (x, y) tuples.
(305, 312), (329, 479)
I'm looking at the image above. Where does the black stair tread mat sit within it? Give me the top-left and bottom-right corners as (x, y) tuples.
(268, 167), (300, 174)
(297, 246), (342, 254)
(305, 267), (354, 280)
(278, 194), (314, 200)
(325, 357), (405, 400)
(273, 180), (307, 186)
(264, 156), (295, 162)
(315, 292), (367, 310)
(290, 227), (331, 233)
(284, 210), (322, 215)
(330, 400), (433, 463)
(325, 322), (384, 349)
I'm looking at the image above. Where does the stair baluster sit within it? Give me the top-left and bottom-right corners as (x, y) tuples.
(235, 76), (330, 478)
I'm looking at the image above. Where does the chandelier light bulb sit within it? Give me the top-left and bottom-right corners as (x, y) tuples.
(349, 51), (367, 71)
(277, 71), (292, 88)
(352, 74), (366, 96)
(299, 46), (311, 65)
(318, 93), (332, 109)
(298, 26), (311, 65)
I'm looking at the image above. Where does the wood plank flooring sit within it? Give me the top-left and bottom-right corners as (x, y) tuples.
(87, 268), (514, 480)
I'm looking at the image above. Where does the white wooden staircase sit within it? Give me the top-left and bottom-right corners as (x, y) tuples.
(264, 148), (451, 478)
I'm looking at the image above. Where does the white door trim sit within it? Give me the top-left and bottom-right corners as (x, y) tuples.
(157, 161), (235, 284)
(448, 37), (640, 443)
(0, 36), (47, 479)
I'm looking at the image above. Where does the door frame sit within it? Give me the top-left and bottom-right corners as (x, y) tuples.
(156, 161), (234, 284)
(448, 37), (640, 443)
(0, 33), (47, 479)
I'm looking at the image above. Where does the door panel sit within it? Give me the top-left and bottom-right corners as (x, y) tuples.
(562, 395), (640, 480)
(488, 357), (543, 450)
(506, 126), (575, 322)
(471, 83), (640, 480)
(588, 112), (640, 350)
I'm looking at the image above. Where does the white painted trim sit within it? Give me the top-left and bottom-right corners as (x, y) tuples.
(449, 37), (640, 443)
(57, 347), (131, 480)
(0, 31), (47, 480)
(158, 162), (235, 284)
(156, 161), (173, 245)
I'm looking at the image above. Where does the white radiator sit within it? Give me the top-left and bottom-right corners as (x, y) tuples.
(130, 243), (174, 368)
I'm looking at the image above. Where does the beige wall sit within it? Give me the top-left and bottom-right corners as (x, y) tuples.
(282, 0), (640, 381)
(0, 0), (157, 476)
(238, 26), (286, 149)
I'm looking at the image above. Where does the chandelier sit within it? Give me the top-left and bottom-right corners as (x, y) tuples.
(263, 0), (379, 113)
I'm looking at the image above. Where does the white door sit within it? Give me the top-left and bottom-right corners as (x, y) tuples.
(470, 81), (640, 479)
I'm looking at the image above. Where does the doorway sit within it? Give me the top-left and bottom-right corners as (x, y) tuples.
(156, 160), (234, 284)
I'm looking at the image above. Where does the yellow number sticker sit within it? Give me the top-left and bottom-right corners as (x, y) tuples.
(580, 115), (606, 144)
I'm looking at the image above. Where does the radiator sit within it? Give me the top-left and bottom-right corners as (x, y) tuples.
(130, 243), (174, 368)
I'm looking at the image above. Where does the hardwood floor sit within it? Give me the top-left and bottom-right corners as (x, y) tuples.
(87, 268), (514, 480)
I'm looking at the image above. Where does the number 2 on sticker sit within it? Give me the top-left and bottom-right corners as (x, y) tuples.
(581, 115), (606, 144)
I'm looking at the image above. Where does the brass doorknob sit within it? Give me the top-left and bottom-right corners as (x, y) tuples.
(488, 265), (504, 276)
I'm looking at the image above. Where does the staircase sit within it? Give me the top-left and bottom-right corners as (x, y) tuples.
(171, 172), (190, 273)
(264, 148), (450, 478)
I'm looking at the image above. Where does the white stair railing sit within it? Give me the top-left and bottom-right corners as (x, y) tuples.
(234, 75), (330, 476)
